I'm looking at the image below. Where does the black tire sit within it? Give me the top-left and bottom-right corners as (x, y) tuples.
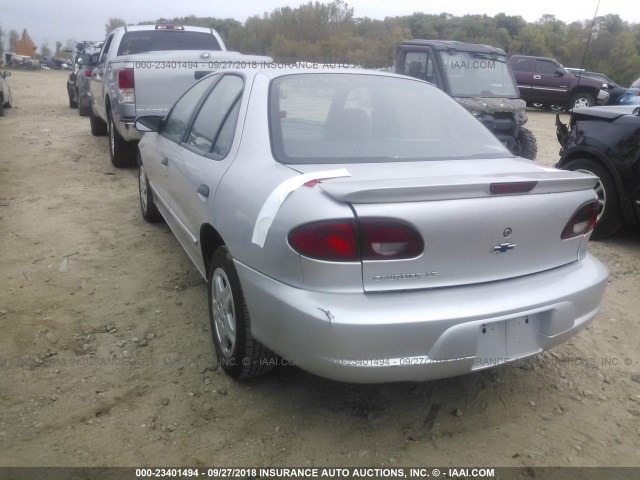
(68, 90), (77, 108)
(514, 127), (537, 160)
(78, 103), (90, 116)
(563, 158), (621, 239)
(108, 112), (137, 168)
(570, 93), (595, 109)
(207, 246), (275, 380)
(138, 159), (162, 223)
(89, 107), (107, 136)
(77, 88), (89, 116)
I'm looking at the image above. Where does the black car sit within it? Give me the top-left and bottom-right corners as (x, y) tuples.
(556, 105), (640, 238)
(566, 68), (627, 105)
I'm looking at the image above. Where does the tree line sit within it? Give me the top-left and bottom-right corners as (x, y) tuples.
(4, 1), (640, 84)
(131, 1), (640, 86)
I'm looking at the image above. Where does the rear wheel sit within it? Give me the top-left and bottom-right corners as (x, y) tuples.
(108, 112), (137, 168)
(77, 88), (90, 116)
(68, 88), (77, 108)
(208, 246), (275, 380)
(564, 158), (621, 239)
(89, 107), (107, 136)
(514, 127), (537, 160)
(138, 160), (162, 223)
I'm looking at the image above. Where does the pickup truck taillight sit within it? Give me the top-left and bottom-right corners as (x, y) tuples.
(118, 69), (135, 89)
(117, 68), (135, 104)
(83, 69), (92, 78)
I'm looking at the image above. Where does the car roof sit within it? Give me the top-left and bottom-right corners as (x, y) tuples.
(400, 39), (507, 55)
(233, 65), (423, 81)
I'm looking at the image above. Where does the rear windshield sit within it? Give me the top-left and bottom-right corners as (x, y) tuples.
(117, 30), (221, 55)
(269, 73), (510, 164)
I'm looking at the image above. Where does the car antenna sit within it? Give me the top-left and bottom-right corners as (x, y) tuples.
(577, 0), (601, 86)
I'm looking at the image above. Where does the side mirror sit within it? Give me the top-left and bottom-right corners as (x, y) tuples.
(555, 67), (565, 76)
(135, 116), (164, 133)
(90, 52), (100, 66)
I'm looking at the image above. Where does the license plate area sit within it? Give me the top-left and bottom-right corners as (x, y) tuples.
(473, 315), (540, 370)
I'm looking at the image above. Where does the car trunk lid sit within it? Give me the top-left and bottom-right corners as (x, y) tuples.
(290, 159), (597, 291)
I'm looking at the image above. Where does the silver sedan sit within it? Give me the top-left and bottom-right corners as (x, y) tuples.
(136, 67), (608, 383)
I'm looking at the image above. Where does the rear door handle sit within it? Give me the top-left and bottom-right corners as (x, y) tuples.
(197, 185), (210, 198)
(161, 157), (168, 166)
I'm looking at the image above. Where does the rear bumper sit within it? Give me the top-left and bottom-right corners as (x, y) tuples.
(238, 254), (608, 383)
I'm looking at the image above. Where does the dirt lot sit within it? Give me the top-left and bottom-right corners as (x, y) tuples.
(1, 69), (639, 469)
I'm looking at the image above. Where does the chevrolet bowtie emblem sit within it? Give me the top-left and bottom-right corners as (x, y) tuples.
(493, 243), (516, 254)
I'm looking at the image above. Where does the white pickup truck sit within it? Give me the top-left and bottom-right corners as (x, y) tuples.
(89, 24), (271, 167)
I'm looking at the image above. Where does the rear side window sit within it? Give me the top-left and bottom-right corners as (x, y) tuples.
(402, 51), (438, 86)
(162, 75), (218, 143)
(511, 57), (532, 72)
(117, 30), (221, 55)
(185, 75), (244, 158)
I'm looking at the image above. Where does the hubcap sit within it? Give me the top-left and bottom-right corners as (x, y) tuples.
(576, 168), (605, 221)
(139, 166), (148, 212)
(573, 97), (591, 109)
(211, 268), (236, 357)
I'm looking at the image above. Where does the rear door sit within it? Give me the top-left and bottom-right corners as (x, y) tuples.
(510, 57), (534, 100)
(166, 73), (246, 272)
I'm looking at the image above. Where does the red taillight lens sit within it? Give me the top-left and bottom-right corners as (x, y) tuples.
(84, 69), (92, 78)
(288, 220), (423, 261)
(561, 200), (598, 239)
(118, 68), (134, 89)
(361, 221), (423, 260)
(289, 221), (358, 261)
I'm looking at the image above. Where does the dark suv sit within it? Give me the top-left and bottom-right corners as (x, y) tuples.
(511, 55), (609, 109)
(397, 40), (537, 159)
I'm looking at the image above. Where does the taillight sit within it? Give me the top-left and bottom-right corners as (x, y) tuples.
(84, 69), (92, 78)
(561, 200), (598, 239)
(289, 221), (357, 261)
(360, 221), (423, 260)
(288, 220), (423, 261)
(118, 68), (134, 89)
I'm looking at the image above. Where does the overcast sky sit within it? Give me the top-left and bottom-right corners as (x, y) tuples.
(1, 0), (636, 53)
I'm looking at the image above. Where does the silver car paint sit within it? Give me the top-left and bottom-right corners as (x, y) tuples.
(139, 68), (608, 382)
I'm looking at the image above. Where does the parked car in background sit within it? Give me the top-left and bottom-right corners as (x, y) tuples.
(89, 24), (227, 167)
(618, 76), (640, 105)
(556, 105), (640, 238)
(0, 70), (13, 116)
(396, 40), (537, 159)
(566, 68), (627, 105)
(511, 55), (609, 109)
(136, 67), (608, 383)
(67, 43), (102, 115)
